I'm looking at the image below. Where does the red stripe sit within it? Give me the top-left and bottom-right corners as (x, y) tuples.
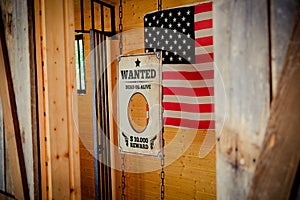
(194, 19), (212, 30)
(163, 70), (214, 80)
(195, 53), (214, 63)
(194, 2), (213, 14)
(163, 87), (214, 96)
(164, 118), (215, 129)
(195, 36), (213, 46)
(163, 102), (214, 113)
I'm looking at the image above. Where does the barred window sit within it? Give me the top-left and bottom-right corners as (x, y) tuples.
(75, 34), (86, 94)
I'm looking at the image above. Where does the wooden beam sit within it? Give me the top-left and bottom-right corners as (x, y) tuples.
(249, 8), (300, 199)
(214, 0), (270, 199)
(36, 0), (81, 198)
(0, 7), (30, 200)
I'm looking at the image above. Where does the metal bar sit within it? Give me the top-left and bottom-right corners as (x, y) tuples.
(75, 29), (115, 35)
(100, 33), (108, 200)
(75, 30), (90, 33)
(101, 4), (105, 32)
(80, 0), (84, 30)
(90, 30), (100, 200)
(93, 0), (115, 9)
(0, 9), (30, 199)
(111, 7), (116, 35)
(96, 32), (105, 200)
(91, 0), (95, 30)
(103, 34), (112, 200)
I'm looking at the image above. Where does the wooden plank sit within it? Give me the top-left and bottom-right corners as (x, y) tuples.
(38, 0), (81, 199)
(0, 6), (30, 199)
(271, 0), (300, 97)
(12, 0), (38, 198)
(0, 0), (17, 196)
(34, 0), (48, 198)
(214, 0), (270, 199)
(249, 8), (300, 199)
(0, 99), (4, 191)
(63, 0), (81, 199)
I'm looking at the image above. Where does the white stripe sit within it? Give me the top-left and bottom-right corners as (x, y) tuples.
(164, 110), (214, 120)
(163, 63), (214, 72)
(195, 45), (214, 55)
(195, 11), (212, 22)
(164, 124), (214, 130)
(163, 95), (214, 104)
(195, 28), (213, 38)
(163, 79), (214, 88)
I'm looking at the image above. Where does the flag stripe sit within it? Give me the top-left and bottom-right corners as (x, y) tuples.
(163, 102), (214, 113)
(163, 70), (214, 80)
(195, 36), (213, 46)
(194, 1), (213, 14)
(195, 28), (213, 39)
(195, 45), (213, 54)
(196, 53), (214, 63)
(163, 79), (213, 88)
(194, 19), (213, 30)
(195, 11), (212, 22)
(163, 86), (214, 96)
(163, 95), (214, 104)
(164, 110), (214, 120)
(163, 63), (214, 72)
(164, 118), (215, 129)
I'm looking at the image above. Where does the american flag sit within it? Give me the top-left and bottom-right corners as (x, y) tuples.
(144, 1), (214, 130)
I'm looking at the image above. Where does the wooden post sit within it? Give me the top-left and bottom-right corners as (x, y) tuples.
(35, 0), (81, 199)
(214, 0), (270, 199)
(0, 7), (30, 199)
(249, 9), (300, 199)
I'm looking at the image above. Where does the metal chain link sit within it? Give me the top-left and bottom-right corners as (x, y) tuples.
(119, 0), (123, 54)
(158, 0), (162, 11)
(121, 154), (125, 200)
(160, 138), (165, 200)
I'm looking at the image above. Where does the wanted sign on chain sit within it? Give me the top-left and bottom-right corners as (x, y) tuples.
(117, 52), (162, 156)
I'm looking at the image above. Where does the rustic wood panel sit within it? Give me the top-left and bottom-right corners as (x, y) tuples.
(37, 0), (81, 198)
(249, 8), (300, 199)
(12, 0), (37, 198)
(1, 0), (39, 198)
(214, 0), (270, 199)
(0, 7), (29, 199)
(271, 0), (300, 97)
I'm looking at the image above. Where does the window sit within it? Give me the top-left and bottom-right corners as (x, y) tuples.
(75, 34), (86, 94)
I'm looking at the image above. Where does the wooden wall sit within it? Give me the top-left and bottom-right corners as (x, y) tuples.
(0, 0), (38, 198)
(75, 0), (216, 199)
(114, 1), (216, 199)
(214, 0), (299, 199)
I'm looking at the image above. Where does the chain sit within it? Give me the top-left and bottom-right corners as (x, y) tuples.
(158, 0), (162, 11)
(160, 138), (165, 200)
(121, 153), (125, 200)
(119, 0), (123, 54)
